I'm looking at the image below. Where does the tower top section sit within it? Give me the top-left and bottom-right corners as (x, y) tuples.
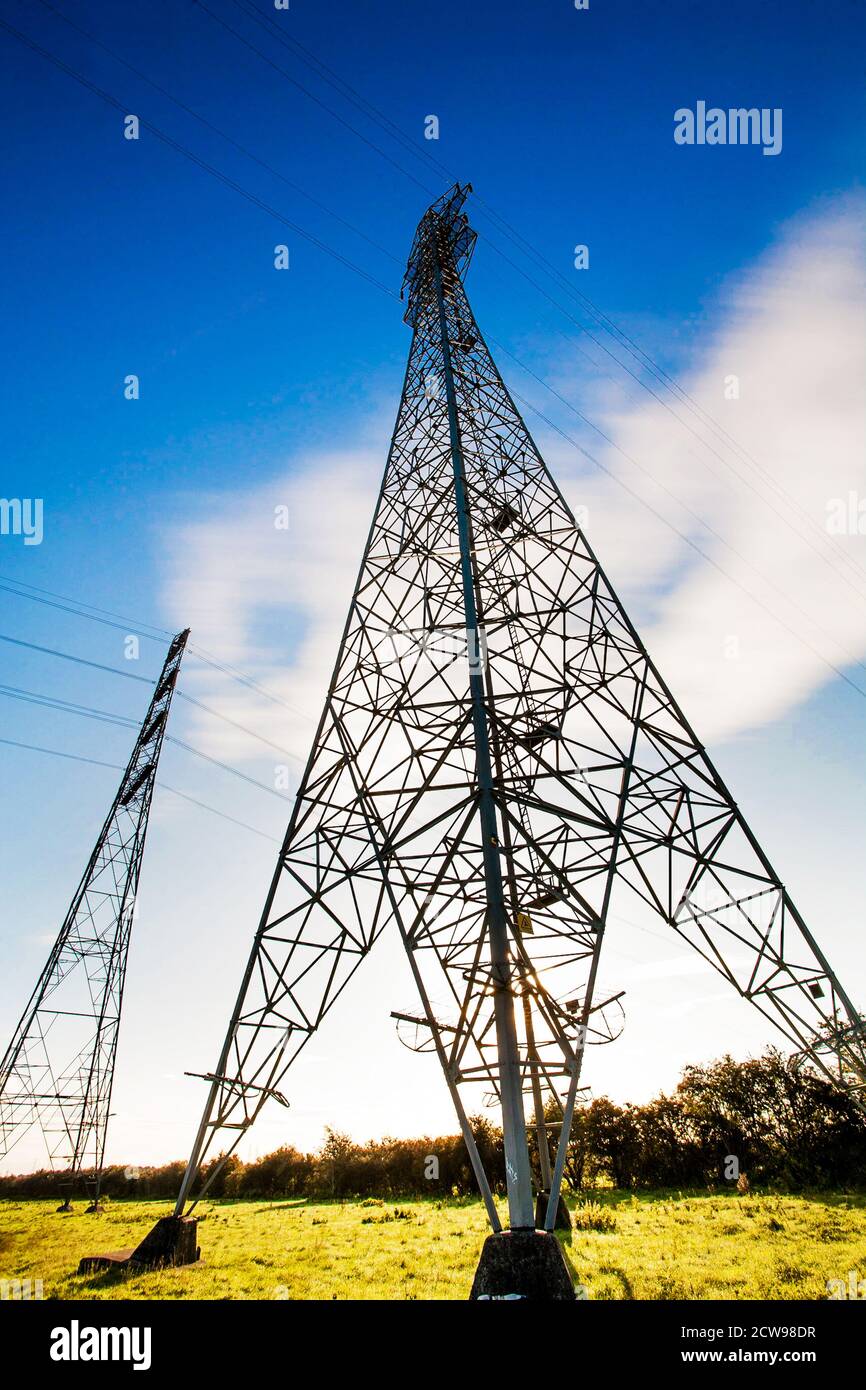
(401, 182), (477, 327)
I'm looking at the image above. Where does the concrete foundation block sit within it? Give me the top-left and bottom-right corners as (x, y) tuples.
(470, 1229), (576, 1300)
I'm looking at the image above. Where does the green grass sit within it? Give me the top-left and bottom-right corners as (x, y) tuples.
(2, 1190), (865, 1300)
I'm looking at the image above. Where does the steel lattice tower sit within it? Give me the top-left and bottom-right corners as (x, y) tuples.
(0, 629), (188, 1206)
(167, 186), (865, 1281)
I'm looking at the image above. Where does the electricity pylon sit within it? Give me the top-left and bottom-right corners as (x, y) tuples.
(165, 185), (865, 1293)
(0, 629), (188, 1208)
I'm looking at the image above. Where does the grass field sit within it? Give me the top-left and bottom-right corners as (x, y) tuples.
(2, 1190), (865, 1300)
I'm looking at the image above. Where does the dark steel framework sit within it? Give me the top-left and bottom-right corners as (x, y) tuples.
(0, 629), (188, 1201)
(172, 186), (866, 1230)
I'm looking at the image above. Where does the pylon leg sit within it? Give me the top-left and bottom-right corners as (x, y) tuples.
(535, 1189), (572, 1231)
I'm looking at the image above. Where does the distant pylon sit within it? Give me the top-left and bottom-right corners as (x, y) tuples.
(164, 186), (864, 1292)
(0, 629), (188, 1208)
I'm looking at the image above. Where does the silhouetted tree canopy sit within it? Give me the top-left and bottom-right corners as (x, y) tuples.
(3, 1049), (863, 1199)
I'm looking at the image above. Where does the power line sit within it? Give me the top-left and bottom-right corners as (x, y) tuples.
(0, 631), (153, 683)
(0, 577), (172, 642)
(0, 14), (399, 300)
(0, 683), (136, 730)
(226, 0), (445, 176)
(0, 736), (280, 843)
(4, 13), (863, 716)
(0, 578), (316, 730)
(191, 0), (436, 200)
(177, 690), (304, 762)
(152, 784), (279, 843)
(0, 682), (292, 800)
(480, 236), (866, 610)
(167, 732), (289, 798)
(31, 0), (860, 618)
(500, 384), (866, 702)
(10, 8), (859, 649)
(184, 646), (314, 723)
(0, 618), (312, 766)
(32, 0), (403, 270)
(487, 331), (866, 684)
(471, 203), (866, 595)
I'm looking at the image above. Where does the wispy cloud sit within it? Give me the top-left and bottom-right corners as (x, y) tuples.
(163, 446), (387, 766)
(542, 193), (866, 741)
(162, 194), (866, 764)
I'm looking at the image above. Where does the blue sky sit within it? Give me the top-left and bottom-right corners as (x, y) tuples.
(1, 0), (865, 1169)
(3, 0), (864, 531)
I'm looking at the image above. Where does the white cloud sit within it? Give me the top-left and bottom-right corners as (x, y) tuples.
(542, 194), (866, 742)
(163, 447), (386, 765)
(162, 195), (866, 760)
